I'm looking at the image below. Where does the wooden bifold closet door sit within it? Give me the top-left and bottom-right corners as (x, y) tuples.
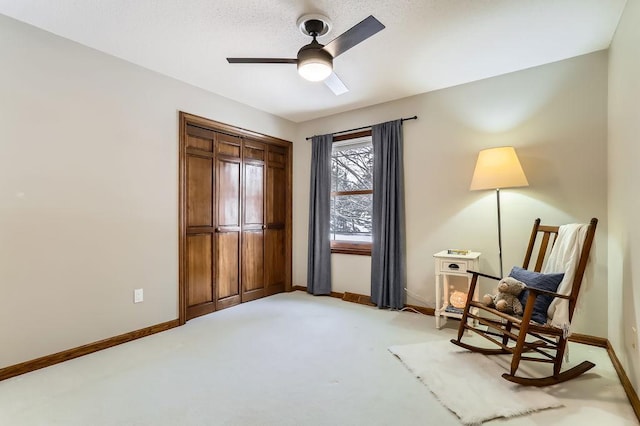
(184, 125), (216, 319)
(265, 145), (287, 295)
(215, 134), (242, 310)
(242, 140), (267, 302)
(179, 113), (291, 322)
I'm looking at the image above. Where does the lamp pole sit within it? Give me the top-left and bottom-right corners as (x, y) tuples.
(496, 188), (503, 278)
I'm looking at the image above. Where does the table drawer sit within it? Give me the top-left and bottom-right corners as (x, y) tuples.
(439, 260), (468, 274)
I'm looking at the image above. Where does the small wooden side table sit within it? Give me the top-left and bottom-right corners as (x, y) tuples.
(433, 250), (481, 329)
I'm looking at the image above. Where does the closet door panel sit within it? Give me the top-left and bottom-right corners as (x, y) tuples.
(242, 230), (264, 294)
(186, 156), (213, 227)
(266, 166), (286, 225)
(217, 159), (241, 227)
(265, 229), (285, 293)
(186, 234), (213, 306)
(186, 125), (215, 151)
(216, 232), (240, 306)
(244, 163), (264, 226)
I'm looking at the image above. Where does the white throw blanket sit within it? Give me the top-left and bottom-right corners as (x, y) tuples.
(543, 223), (591, 335)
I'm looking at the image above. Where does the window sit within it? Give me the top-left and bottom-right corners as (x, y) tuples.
(330, 131), (373, 255)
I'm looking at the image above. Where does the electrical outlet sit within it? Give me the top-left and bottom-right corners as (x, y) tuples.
(632, 326), (637, 350)
(134, 288), (144, 304)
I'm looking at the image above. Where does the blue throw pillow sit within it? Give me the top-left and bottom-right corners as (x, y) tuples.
(509, 266), (564, 324)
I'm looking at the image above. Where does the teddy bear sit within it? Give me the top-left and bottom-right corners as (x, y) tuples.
(482, 277), (526, 315)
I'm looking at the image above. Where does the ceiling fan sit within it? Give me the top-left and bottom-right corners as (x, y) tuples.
(226, 14), (385, 95)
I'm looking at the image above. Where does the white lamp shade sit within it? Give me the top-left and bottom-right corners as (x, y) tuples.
(470, 146), (528, 190)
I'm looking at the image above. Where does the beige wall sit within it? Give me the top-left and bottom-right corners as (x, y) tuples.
(608, 0), (640, 391)
(0, 15), (296, 368)
(294, 51), (609, 337)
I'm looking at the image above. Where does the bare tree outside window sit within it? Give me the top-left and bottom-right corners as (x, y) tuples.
(330, 136), (373, 248)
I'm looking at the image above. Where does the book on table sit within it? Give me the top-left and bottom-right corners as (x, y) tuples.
(445, 305), (463, 314)
(447, 249), (470, 255)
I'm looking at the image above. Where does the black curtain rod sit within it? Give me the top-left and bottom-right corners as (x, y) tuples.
(305, 115), (418, 141)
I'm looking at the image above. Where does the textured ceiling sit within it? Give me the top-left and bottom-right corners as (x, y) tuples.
(0, 0), (627, 122)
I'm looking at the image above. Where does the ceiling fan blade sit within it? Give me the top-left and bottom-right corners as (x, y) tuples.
(226, 58), (297, 64)
(323, 15), (385, 58)
(324, 72), (349, 96)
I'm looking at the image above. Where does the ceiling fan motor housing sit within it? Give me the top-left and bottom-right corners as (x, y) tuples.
(298, 41), (332, 64)
(297, 41), (333, 81)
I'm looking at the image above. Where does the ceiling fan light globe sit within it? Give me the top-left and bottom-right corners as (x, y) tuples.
(298, 61), (332, 81)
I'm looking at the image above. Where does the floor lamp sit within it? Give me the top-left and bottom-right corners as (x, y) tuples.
(470, 147), (528, 277)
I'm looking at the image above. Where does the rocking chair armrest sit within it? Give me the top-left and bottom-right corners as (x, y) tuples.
(467, 270), (502, 281)
(524, 285), (571, 300)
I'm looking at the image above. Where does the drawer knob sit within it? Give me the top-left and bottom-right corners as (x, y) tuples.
(448, 263), (460, 269)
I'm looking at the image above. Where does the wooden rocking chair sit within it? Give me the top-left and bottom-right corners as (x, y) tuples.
(450, 218), (598, 386)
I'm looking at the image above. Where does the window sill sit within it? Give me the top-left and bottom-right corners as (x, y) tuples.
(330, 242), (372, 256)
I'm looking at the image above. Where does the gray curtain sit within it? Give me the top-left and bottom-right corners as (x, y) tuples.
(307, 134), (333, 295)
(371, 120), (406, 309)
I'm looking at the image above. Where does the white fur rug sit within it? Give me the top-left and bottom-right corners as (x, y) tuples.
(389, 340), (562, 425)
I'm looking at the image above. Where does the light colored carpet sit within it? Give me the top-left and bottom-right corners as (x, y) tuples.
(0, 292), (636, 425)
(389, 340), (562, 425)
